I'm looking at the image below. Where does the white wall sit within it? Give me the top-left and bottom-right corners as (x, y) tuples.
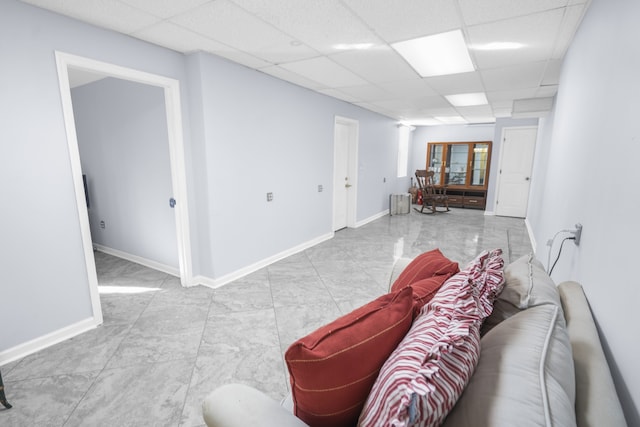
(528, 0), (640, 422)
(73, 77), (178, 269)
(0, 0), (405, 358)
(188, 52), (404, 278)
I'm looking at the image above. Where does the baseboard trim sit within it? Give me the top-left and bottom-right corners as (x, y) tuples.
(93, 244), (179, 277)
(355, 210), (389, 228)
(0, 317), (99, 366)
(484, 210), (496, 216)
(194, 232), (335, 289)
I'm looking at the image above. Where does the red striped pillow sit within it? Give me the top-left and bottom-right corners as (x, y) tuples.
(358, 249), (504, 427)
(391, 249), (459, 290)
(286, 287), (414, 427)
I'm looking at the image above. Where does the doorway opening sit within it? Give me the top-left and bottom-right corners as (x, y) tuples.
(55, 52), (194, 326)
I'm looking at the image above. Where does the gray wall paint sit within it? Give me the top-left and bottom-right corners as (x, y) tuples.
(0, 1), (403, 353)
(72, 78), (178, 268)
(0, 0), (192, 352)
(188, 52), (403, 277)
(528, 0), (639, 422)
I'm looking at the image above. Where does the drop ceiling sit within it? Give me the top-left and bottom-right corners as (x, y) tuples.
(22, 0), (591, 125)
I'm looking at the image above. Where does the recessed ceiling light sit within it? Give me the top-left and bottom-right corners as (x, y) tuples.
(445, 92), (488, 107)
(435, 116), (467, 124)
(391, 30), (475, 77)
(470, 42), (525, 51)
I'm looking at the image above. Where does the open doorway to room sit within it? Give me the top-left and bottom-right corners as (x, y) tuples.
(55, 52), (193, 325)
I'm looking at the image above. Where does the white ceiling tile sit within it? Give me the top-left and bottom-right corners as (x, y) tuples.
(279, 57), (368, 87)
(455, 105), (493, 116)
(486, 88), (538, 102)
(318, 88), (363, 103)
(468, 9), (564, 69)
(231, 0), (381, 53)
(552, 4), (589, 58)
(260, 65), (326, 90)
(419, 106), (463, 117)
(481, 62), (547, 91)
(353, 102), (397, 118)
(412, 95), (451, 110)
(120, 0), (209, 19)
(536, 85), (559, 98)
(171, 0), (318, 64)
(423, 71), (485, 95)
(341, 0), (461, 42)
(337, 84), (393, 102)
(329, 46), (418, 84)
(53, 0), (161, 34)
(458, 0), (569, 26)
(378, 79), (438, 99)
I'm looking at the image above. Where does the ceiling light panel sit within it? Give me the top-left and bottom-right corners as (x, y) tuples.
(341, 0), (461, 43)
(446, 92), (488, 106)
(231, 0), (380, 54)
(171, 0), (317, 64)
(392, 30), (475, 77)
(457, 0), (569, 26)
(279, 57), (368, 87)
(467, 9), (564, 69)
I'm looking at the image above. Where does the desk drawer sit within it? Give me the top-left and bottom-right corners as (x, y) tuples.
(463, 196), (485, 208)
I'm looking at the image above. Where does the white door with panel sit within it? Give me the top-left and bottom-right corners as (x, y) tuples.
(495, 127), (538, 218)
(333, 118), (358, 230)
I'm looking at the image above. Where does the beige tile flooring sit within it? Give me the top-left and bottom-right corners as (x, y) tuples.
(0, 208), (531, 426)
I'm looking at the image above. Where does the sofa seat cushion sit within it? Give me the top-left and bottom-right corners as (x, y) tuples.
(443, 304), (576, 427)
(359, 249), (504, 427)
(285, 286), (414, 427)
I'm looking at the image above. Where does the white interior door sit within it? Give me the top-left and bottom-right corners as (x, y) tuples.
(333, 117), (358, 230)
(495, 127), (538, 218)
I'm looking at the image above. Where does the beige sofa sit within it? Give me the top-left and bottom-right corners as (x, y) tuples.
(202, 254), (626, 427)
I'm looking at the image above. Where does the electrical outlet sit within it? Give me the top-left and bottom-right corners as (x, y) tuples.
(100, 220), (106, 229)
(266, 192), (273, 202)
(572, 223), (583, 245)
(318, 185), (323, 192)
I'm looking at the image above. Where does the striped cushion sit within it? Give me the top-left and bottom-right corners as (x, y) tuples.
(358, 249), (504, 427)
(391, 249), (459, 290)
(285, 287), (414, 427)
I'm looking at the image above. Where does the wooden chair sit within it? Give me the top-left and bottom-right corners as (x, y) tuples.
(0, 369), (11, 409)
(414, 170), (450, 214)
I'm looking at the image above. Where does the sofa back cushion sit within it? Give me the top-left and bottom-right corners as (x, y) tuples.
(483, 253), (563, 334)
(443, 304), (576, 427)
(285, 287), (414, 427)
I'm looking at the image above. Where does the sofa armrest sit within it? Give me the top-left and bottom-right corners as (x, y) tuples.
(558, 281), (626, 427)
(202, 384), (308, 427)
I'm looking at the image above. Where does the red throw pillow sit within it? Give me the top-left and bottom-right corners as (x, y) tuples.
(408, 273), (454, 312)
(285, 287), (414, 427)
(391, 248), (459, 290)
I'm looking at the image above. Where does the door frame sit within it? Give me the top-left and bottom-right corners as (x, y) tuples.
(493, 125), (538, 217)
(55, 51), (194, 323)
(332, 116), (359, 230)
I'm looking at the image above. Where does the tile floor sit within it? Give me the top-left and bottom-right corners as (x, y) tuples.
(0, 208), (532, 426)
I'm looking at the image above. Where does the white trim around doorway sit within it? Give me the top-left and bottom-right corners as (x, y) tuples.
(54, 52), (195, 329)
